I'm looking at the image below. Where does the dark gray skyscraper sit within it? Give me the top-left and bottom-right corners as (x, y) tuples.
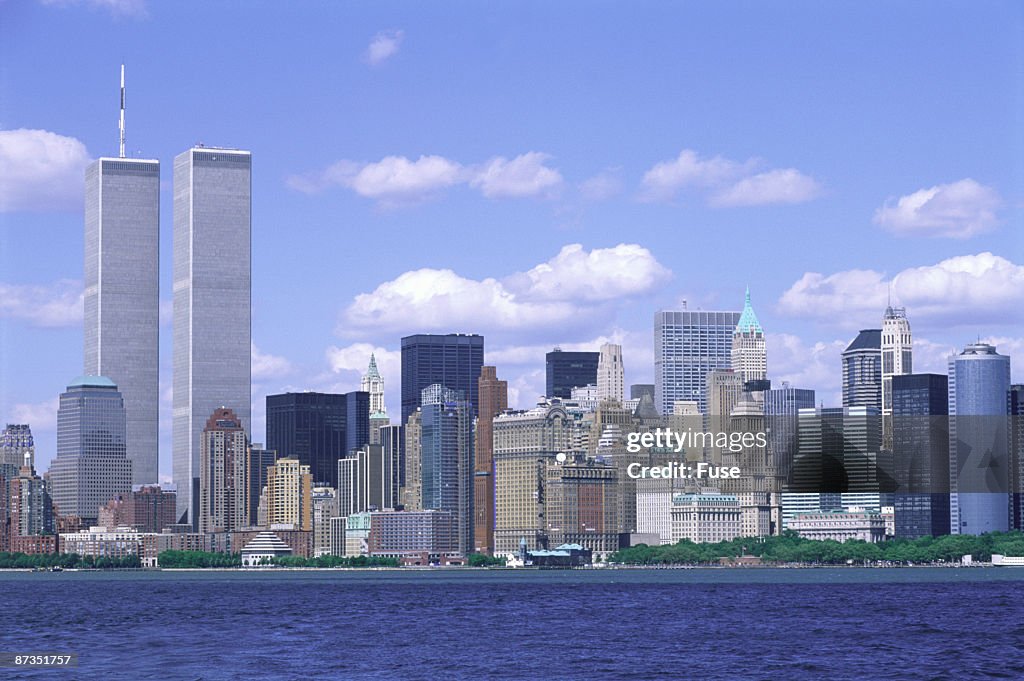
(401, 334), (483, 425)
(892, 373), (950, 538)
(545, 349), (599, 399)
(84, 156), (160, 486)
(172, 147), (252, 525)
(948, 343), (1011, 535)
(48, 376), (133, 524)
(842, 329), (882, 410)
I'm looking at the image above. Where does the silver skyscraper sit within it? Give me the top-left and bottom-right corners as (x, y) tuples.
(84, 156), (161, 486)
(172, 147), (252, 526)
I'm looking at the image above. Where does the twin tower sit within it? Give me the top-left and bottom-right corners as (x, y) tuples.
(84, 147), (251, 526)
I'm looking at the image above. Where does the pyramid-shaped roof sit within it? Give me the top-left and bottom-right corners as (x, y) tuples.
(735, 287), (763, 334)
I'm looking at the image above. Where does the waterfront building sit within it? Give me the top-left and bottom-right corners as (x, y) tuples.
(400, 334), (483, 425)
(474, 366), (507, 554)
(654, 307), (741, 416)
(265, 391), (369, 488)
(48, 377), (132, 525)
(59, 526), (144, 560)
(240, 531), (293, 567)
(544, 454), (619, 558)
(266, 458), (312, 531)
(173, 146), (252, 526)
(366, 509), (458, 560)
(788, 509), (887, 543)
(670, 491), (742, 544)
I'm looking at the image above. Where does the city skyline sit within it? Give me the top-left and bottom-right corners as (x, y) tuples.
(1, 3), (1022, 480)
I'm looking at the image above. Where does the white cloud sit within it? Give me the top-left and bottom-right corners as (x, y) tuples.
(578, 169), (623, 201)
(39, 0), (147, 18)
(711, 168), (821, 207)
(0, 280), (83, 327)
(778, 252), (1024, 330)
(470, 152), (563, 198)
(874, 179), (1002, 238)
(508, 243), (671, 303)
(326, 343), (400, 385)
(364, 29), (404, 66)
(339, 244), (671, 336)
(251, 343), (293, 380)
(767, 333), (845, 405)
(639, 148), (820, 207)
(0, 129), (91, 212)
(7, 397), (60, 434)
(287, 151), (562, 204)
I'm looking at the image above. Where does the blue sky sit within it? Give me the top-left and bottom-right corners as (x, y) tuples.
(1, 1), (1022, 480)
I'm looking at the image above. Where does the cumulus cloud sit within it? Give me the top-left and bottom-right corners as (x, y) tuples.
(778, 252), (1024, 330)
(39, 0), (147, 18)
(287, 151), (562, 204)
(251, 343), (293, 380)
(0, 129), (91, 212)
(7, 398), (60, 434)
(364, 29), (404, 65)
(338, 244), (670, 336)
(0, 280), (83, 327)
(874, 179), (1001, 238)
(326, 343), (400, 385)
(640, 148), (819, 207)
(469, 152), (563, 198)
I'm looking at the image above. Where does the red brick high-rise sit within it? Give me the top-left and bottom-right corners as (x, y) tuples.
(473, 366), (507, 555)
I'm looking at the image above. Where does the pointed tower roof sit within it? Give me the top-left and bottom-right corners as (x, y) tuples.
(735, 287), (763, 334)
(366, 353), (381, 380)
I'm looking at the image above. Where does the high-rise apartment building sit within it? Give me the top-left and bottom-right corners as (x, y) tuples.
(892, 374), (950, 538)
(881, 306), (913, 449)
(266, 458), (312, 531)
(198, 407), (249, 534)
(84, 156), (160, 486)
(49, 376), (133, 524)
(731, 287), (766, 385)
(173, 147), (252, 526)
(545, 349), (599, 399)
(400, 334), (483, 425)
(474, 366), (507, 554)
(265, 391), (370, 488)
(842, 329), (882, 410)
(655, 309), (741, 416)
(596, 343), (625, 403)
(948, 343), (1011, 535)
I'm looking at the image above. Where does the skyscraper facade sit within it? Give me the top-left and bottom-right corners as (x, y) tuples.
(881, 306), (913, 449)
(948, 343), (1011, 535)
(654, 309), (741, 416)
(842, 329), (882, 410)
(265, 391), (369, 489)
(48, 376), (133, 524)
(545, 349), (599, 399)
(892, 373), (950, 538)
(474, 366), (508, 554)
(596, 343), (625, 403)
(763, 384), (815, 483)
(731, 287), (766, 385)
(84, 156), (160, 486)
(266, 458), (312, 531)
(1, 424), (35, 471)
(198, 407), (249, 534)
(401, 334), (484, 425)
(362, 355), (390, 444)
(172, 147), (252, 526)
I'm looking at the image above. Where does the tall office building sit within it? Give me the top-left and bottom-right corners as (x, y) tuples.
(596, 343), (625, 403)
(84, 154), (160, 486)
(265, 391), (370, 489)
(474, 366), (508, 554)
(337, 444), (395, 517)
(379, 424), (404, 506)
(546, 349), (599, 399)
(948, 343), (1011, 535)
(892, 374), (949, 538)
(48, 377), (133, 524)
(731, 287), (766, 385)
(654, 308), (741, 416)
(1010, 385), (1024, 531)
(881, 306), (912, 449)
(842, 329), (882, 410)
(172, 147), (252, 526)
(1, 424), (35, 470)
(266, 458), (312, 531)
(198, 407), (249, 534)
(401, 334), (484, 425)
(245, 444), (277, 527)
(417, 385), (474, 555)
(362, 354), (391, 444)
(764, 384), (815, 483)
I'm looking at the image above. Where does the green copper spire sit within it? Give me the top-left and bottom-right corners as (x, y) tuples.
(735, 286), (763, 334)
(366, 353), (381, 380)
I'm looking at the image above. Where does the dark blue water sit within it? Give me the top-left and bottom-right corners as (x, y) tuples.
(3, 568), (1024, 680)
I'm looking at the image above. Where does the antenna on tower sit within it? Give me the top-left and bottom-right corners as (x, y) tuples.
(119, 64), (126, 158)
